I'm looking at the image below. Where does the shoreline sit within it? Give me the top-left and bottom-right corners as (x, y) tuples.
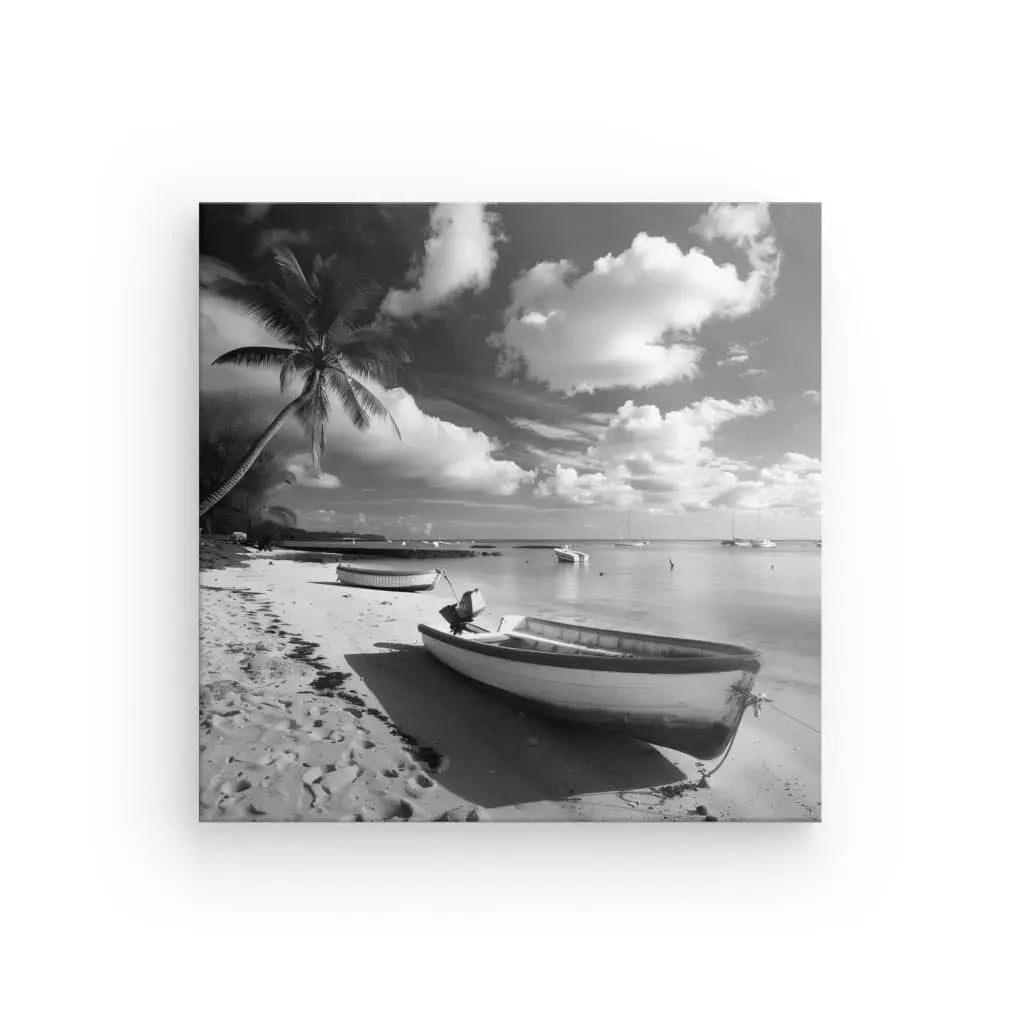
(199, 545), (820, 821)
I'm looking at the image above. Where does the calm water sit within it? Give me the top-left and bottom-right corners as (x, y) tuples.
(432, 540), (822, 729)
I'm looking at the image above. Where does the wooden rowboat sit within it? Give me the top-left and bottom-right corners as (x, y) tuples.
(336, 562), (442, 593)
(418, 614), (762, 759)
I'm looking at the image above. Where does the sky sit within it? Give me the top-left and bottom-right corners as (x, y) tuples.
(199, 203), (820, 540)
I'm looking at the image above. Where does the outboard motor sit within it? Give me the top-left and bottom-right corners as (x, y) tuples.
(440, 588), (485, 634)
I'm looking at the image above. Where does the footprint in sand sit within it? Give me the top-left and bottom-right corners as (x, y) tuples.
(323, 764), (360, 792)
(433, 805), (489, 822)
(382, 798), (416, 821)
(218, 777), (252, 796)
(301, 767), (330, 811)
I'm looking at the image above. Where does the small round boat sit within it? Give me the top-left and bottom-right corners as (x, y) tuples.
(335, 563), (442, 592)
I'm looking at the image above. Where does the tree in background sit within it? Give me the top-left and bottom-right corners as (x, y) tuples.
(199, 393), (295, 537)
(198, 246), (410, 517)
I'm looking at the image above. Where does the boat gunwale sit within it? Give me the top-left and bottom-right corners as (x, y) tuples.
(336, 563), (442, 579)
(418, 622), (761, 675)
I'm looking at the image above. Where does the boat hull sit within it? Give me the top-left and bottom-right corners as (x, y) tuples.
(554, 547), (589, 563)
(336, 564), (441, 592)
(418, 620), (760, 759)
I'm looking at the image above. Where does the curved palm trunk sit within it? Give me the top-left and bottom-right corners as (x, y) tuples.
(199, 396), (305, 517)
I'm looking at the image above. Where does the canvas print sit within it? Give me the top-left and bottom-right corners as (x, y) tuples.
(199, 203), (821, 822)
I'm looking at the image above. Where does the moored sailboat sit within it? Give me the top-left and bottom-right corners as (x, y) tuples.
(722, 512), (753, 546)
(614, 505), (647, 548)
(751, 511), (776, 548)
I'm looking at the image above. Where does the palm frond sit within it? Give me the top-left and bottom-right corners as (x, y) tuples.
(307, 254), (340, 333)
(221, 279), (308, 345)
(278, 352), (300, 393)
(212, 346), (296, 369)
(295, 371), (332, 468)
(326, 369), (401, 438)
(271, 246), (309, 300)
(335, 330), (411, 388)
(335, 281), (382, 328)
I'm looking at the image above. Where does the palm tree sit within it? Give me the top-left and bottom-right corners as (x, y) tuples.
(199, 247), (409, 517)
(200, 393), (295, 535)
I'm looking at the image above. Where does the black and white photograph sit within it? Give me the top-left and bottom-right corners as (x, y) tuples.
(15, 3), (1024, 1019)
(199, 202), (821, 821)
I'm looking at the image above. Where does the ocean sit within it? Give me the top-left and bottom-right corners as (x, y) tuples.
(431, 540), (822, 730)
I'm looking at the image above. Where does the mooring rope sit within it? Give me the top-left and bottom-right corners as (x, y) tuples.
(695, 724), (744, 782)
(440, 571), (459, 601)
(765, 701), (822, 734)
(696, 688), (820, 783)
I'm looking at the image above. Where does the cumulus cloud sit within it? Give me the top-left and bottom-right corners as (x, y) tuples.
(521, 445), (601, 471)
(320, 385), (535, 496)
(717, 343), (750, 366)
(382, 203), (501, 318)
(490, 220), (779, 394)
(693, 202), (780, 301)
(306, 508), (340, 523)
(284, 454), (342, 489)
(534, 465), (635, 507)
(200, 292), (282, 392)
(534, 396), (773, 507)
(717, 453), (821, 513)
(199, 257), (247, 290)
(509, 417), (594, 443)
(200, 292), (534, 497)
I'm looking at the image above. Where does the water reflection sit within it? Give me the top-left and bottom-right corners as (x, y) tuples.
(552, 561), (588, 603)
(453, 542), (820, 708)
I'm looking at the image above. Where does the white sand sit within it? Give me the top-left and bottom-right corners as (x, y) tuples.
(200, 552), (820, 822)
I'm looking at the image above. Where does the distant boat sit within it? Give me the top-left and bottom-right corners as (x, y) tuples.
(554, 545), (589, 564)
(751, 511), (776, 548)
(721, 513), (751, 547)
(335, 562), (442, 592)
(614, 505), (647, 548)
(419, 612), (763, 759)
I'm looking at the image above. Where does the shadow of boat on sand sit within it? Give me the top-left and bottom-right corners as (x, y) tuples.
(345, 643), (685, 809)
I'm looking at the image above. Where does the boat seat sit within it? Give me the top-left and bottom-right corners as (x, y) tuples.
(506, 631), (629, 657)
(465, 631), (511, 643)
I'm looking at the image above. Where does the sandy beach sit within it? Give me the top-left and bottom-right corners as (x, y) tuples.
(200, 543), (820, 822)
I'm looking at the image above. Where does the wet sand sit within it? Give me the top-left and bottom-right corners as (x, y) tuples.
(199, 545), (820, 821)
